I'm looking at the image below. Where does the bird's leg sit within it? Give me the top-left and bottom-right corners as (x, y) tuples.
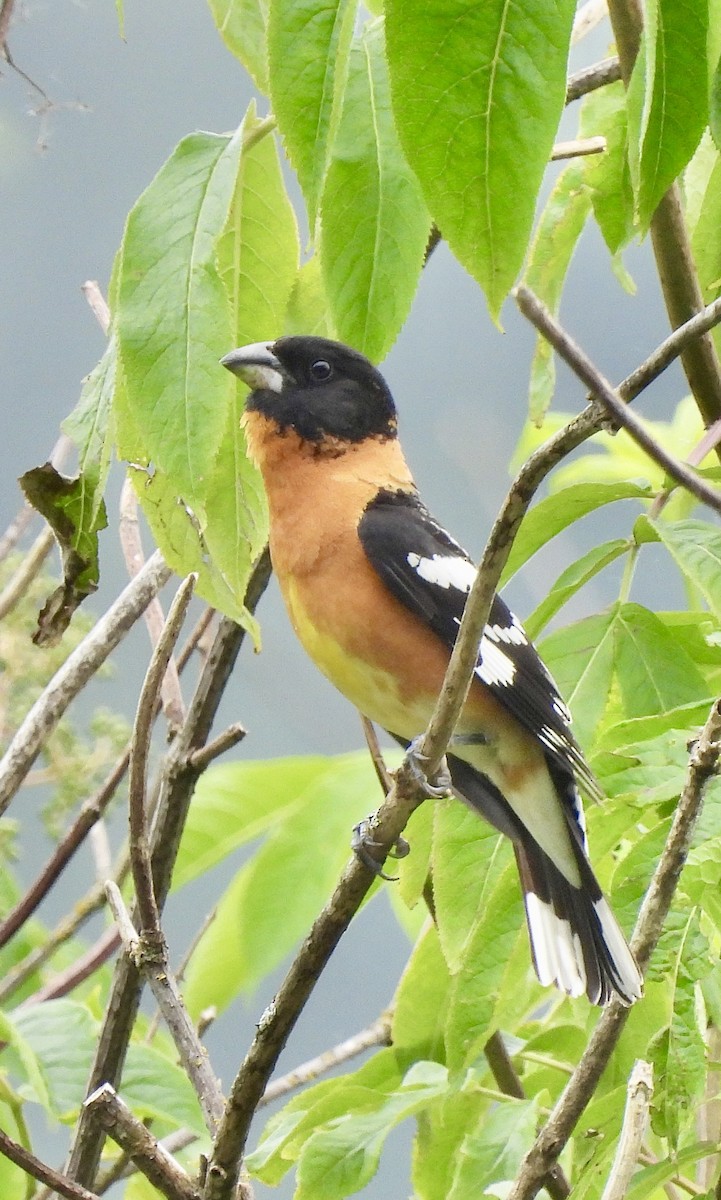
(352, 819), (410, 881)
(403, 735), (453, 798)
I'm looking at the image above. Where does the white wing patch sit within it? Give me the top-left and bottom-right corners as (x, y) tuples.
(406, 552), (476, 592)
(477, 636), (516, 687)
(484, 612), (528, 646)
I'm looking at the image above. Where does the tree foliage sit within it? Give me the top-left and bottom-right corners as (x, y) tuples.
(3, 0), (721, 1198)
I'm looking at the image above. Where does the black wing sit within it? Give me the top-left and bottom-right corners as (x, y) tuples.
(358, 488), (602, 803)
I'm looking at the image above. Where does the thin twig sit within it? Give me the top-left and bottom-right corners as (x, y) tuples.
(551, 137), (606, 160)
(0, 550), (171, 815)
(66, 549), (272, 1192)
(0, 750), (130, 948)
(83, 1085), (199, 1200)
(120, 480), (185, 727)
(188, 723), (246, 771)
(607, 0), (721, 437)
(566, 57), (621, 103)
(360, 716), (394, 795)
(571, 0), (608, 43)
(21, 926), (121, 1008)
(600, 1061), (653, 1200)
(81, 280), (111, 335)
(0, 1125), (100, 1200)
(106, 883), (225, 1136)
(129, 574), (196, 934)
(507, 699), (721, 1200)
(515, 286), (721, 518)
(260, 1013), (393, 1108)
(0, 525), (55, 621)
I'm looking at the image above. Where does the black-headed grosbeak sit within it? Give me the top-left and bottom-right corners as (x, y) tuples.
(222, 335), (642, 1007)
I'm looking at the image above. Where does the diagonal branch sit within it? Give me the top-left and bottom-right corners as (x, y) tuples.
(606, 0), (721, 436)
(0, 1125), (100, 1200)
(0, 550), (172, 815)
(515, 286), (721, 517)
(507, 698), (721, 1200)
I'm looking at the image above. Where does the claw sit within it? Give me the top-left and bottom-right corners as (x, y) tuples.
(404, 736), (453, 798)
(352, 818), (409, 881)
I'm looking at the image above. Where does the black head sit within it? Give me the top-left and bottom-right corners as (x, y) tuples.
(221, 336), (398, 444)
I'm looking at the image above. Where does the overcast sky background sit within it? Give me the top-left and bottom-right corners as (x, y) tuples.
(0, 3), (689, 1195)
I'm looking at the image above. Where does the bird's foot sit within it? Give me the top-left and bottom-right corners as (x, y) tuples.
(403, 736), (453, 798)
(352, 818), (410, 881)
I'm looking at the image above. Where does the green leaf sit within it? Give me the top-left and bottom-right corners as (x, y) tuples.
(123, 1043), (206, 1135)
(62, 334), (116, 526)
(320, 20), (430, 361)
(524, 538), (630, 640)
(523, 162), (592, 422)
(11, 1001), (96, 1120)
(539, 609), (617, 751)
(183, 753), (382, 1013)
(501, 482), (651, 585)
(626, 1142), (718, 1200)
(396, 801), (434, 911)
(385, 0), (576, 317)
(648, 912), (707, 1147)
(268, 0), (355, 223)
(295, 1063), (448, 1200)
(690, 152), (721, 310)
(444, 862), (527, 1069)
(580, 82), (635, 253)
(248, 1051), (403, 1184)
(0, 1101), (27, 1196)
(116, 128), (241, 506)
(448, 1095), (541, 1200)
(126, 464), (251, 628)
(206, 0), (269, 91)
(613, 603), (709, 719)
(19, 464), (108, 647)
(712, 50), (721, 151)
(432, 797), (507, 973)
(650, 517), (721, 622)
(284, 255), (336, 338)
(413, 1079), (486, 1200)
(176, 755), (337, 887)
(626, 0), (709, 227)
(392, 922), (451, 1060)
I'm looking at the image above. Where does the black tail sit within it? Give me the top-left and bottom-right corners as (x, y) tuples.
(447, 755), (642, 1006)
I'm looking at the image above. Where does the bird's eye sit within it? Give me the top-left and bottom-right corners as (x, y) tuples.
(310, 359), (332, 381)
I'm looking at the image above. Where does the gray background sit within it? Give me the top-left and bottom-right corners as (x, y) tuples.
(0, 2), (683, 1196)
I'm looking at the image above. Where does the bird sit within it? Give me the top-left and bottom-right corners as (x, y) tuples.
(221, 335), (642, 1007)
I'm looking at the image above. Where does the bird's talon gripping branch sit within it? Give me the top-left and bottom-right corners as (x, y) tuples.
(404, 736), (453, 798)
(351, 819), (407, 881)
(222, 334), (643, 1007)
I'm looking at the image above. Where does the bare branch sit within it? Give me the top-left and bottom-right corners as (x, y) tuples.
(66, 549), (272, 1192)
(0, 550), (172, 815)
(0, 525), (55, 621)
(507, 698), (721, 1200)
(120, 480), (186, 727)
(607, 0), (721, 435)
(83, 1085), (199, 1200)
(551, 136), (606, 160)
(129, 573), (196, 934)
(81, 280), (111, 335)
(359, 716), (394, 795)
(0, 750), (129, 949)
(0, 1125), (100, 1200)
(106, 882), (225, 1135)
(21, 926), (120, 1007)
(260, 1013), (393, 1108)
(188, 722), (246, 771)
(566, 57), (621, 104)
(572, 0), (608, 43)
(600, 1062), (653, 1200)
(515, 286), (721, 517)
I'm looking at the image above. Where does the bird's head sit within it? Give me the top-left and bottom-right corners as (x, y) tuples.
(221, 336), (398, 448)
